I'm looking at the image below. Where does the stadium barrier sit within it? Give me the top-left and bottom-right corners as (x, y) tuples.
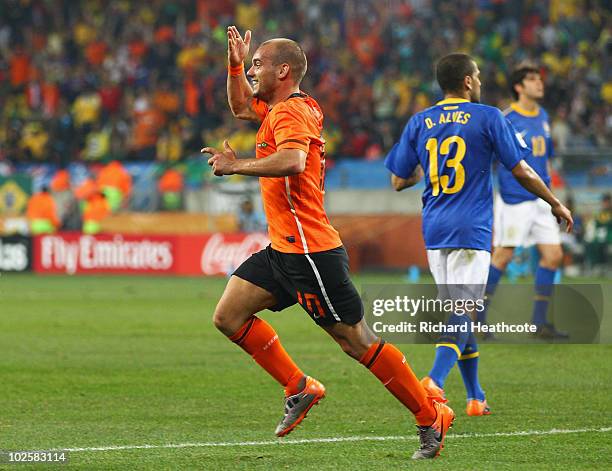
(24, 213), (429, 276)
(26, 214), (429, 275)
(32, 232), (269, 276)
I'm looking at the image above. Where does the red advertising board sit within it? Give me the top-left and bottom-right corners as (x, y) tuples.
(33, 232), (270, 275)
(175, 233), (271, 275)
(176, 233), (270, 275)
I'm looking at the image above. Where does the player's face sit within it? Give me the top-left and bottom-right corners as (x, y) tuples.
(469, 63), (481, 103)
(519, 72), (544, 100)
(247, 47), (277, 102)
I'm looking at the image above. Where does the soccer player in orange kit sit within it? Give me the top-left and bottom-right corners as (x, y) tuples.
(201, 26), (455, 460)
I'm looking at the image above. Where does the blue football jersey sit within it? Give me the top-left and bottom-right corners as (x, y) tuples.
(385, 98), (531, 251)
(498, 104), (553, 204)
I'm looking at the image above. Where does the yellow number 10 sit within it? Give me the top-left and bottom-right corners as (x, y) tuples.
(426, 136), (466, 196)
(531, 136), (546, 157)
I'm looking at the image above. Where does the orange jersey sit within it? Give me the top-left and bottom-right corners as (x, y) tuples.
(251, 94), (341, 254)
(26, 192), (60, 228)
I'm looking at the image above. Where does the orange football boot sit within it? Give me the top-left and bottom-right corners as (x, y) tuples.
(466, 399), (491, 416)
(275, 376), (325, 437)
(412, 401), (456, 459)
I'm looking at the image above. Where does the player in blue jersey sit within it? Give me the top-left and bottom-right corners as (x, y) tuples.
(384, 54), (573, 416)
(482, 65), (568, 338)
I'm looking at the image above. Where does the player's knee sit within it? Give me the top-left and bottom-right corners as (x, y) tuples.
(492, 248), (513, 269)
(336, 336), (369, 360)
(330, 334), (356, 359)
(212, 308), (225, 331)
(541, 246), (563, 269)
(212, 305), (235, 336)
(338, 340), (358, 358)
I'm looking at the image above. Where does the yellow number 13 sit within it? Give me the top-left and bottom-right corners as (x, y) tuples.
(426, 136), (466, 196)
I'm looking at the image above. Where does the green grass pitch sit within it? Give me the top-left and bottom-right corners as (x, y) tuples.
(1, 274), (611, 470)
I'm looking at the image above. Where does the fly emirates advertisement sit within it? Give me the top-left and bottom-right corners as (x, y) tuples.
(33, 233), (270, 276)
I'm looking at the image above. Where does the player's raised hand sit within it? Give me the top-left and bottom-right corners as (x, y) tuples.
(201, 140), (237, 176)
(551, 203), (574, 233)
(227, 26), (251, 66)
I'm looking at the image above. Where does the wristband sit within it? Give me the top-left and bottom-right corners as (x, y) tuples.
(228, 63), (244, 77)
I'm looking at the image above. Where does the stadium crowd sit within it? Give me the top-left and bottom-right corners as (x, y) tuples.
(0, 0), (610, 165)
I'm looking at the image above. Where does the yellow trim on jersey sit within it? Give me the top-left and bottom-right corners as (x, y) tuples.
(510, 103), (540, 117)
(459, 352), (480, 361)
(435, 343), (462, 357)
(436, 98), (470, 106)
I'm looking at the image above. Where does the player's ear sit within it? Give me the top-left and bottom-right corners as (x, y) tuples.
(278, 63), (290, 80)
(465, 75), (473, 92)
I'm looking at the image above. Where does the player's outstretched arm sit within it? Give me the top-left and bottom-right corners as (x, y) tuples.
(227, 26), (260, 122)
(511, 160), (574, 232)
(390, 166), (423, 191)
(202, 141), (306, 177)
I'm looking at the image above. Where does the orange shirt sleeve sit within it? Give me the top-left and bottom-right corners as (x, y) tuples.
(250, 98), (269, 121)
(269, 103), (311, 153)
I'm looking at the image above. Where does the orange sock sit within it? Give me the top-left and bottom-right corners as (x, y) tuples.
(360, 340), (436, 426)
(230, 316), (304, 396)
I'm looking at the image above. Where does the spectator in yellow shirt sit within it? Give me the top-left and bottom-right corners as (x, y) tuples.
(72, 88), (102, 128)
(20, 122), (49, 160)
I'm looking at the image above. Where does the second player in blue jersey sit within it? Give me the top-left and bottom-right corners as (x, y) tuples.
(498, 102), (554, 204)
(384, 95), (531, 252)
(484, 65), (569, 339)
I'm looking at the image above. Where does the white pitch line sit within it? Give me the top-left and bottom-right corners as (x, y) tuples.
(50, 426), (612, 453)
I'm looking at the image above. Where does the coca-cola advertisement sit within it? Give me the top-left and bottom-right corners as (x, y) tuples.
(174, 233), (269, 276)
(32, 233), (269, 276)
(200, 233), (270, 275)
